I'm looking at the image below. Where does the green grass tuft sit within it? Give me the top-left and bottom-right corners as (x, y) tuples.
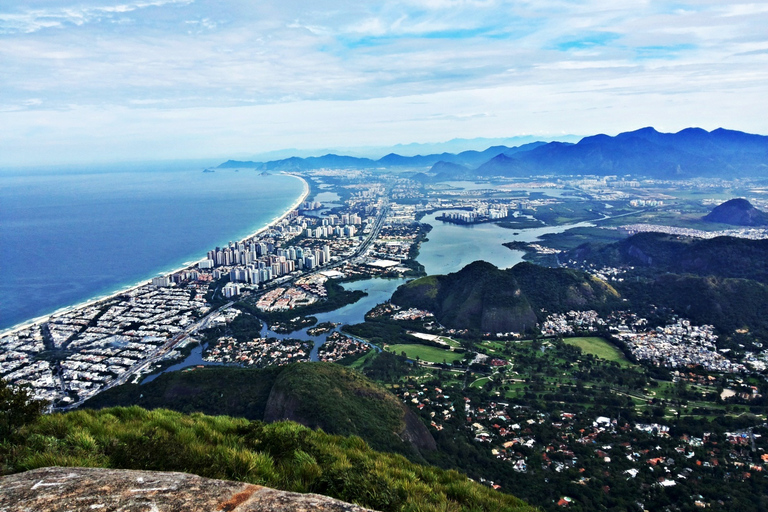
(2, 407), (536, 512)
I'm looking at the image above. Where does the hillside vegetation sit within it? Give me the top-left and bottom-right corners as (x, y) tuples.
(391, 261), (620, 333)
(565, 232), (768, 338)
(81, 363), (434, 459)
(1, 406), (536, 512)
(567, 232), (768, 283)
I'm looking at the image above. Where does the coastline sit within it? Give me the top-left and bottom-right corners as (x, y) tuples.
(0, 172), (310, 338)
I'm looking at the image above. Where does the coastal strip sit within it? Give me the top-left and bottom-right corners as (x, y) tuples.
(0, 173), (310, 338)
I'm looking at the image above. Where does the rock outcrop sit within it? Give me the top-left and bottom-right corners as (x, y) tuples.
(0, 466), (377, 512)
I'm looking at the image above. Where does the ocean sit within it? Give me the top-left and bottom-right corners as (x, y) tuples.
(0, 164), (305, 331)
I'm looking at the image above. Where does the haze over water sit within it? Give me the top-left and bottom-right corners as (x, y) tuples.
(0, 167), (304, 331)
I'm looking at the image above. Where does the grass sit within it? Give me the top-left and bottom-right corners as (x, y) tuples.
(348, 349), (378, 369)
(439, 336), (461, 348)
(2, 407), (536, 512)
(386, 344), (464, 364)
(562, 337), (632, 367)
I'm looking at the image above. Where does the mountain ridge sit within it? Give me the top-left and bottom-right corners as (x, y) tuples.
(217, 127), (768, 178)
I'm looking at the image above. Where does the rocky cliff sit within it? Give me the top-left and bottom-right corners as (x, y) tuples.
(0, 467), (376, 512)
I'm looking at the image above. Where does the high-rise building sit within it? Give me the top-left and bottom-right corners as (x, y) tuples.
(151, 276), (171, 287)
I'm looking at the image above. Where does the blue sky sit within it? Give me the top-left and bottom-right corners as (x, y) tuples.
(1, 0), (767, 165)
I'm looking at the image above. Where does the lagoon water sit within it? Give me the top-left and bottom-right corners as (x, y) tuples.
(417, 210), (595, 276)
(0, 166), (304, 331)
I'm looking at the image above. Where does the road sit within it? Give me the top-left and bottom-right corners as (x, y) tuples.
(58, 301), (233, 411)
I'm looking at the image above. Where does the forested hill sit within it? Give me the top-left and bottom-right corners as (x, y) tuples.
(1, 404), (536, 512)
(390, 261), (620, 333)
(565, 232), (768, 338)
(566, 232), (768, 284)
(80, 363), (435, 460)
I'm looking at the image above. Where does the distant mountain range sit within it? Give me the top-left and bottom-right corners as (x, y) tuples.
(218, 127), (768, 179)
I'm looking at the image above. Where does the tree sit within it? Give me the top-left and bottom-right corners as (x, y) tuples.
(0, 379), (47, 439)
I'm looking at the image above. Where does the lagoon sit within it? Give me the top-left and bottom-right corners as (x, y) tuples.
(417, 210), (596, 276)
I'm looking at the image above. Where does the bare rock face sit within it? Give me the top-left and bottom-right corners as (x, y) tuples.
(0, 467), (377, 512)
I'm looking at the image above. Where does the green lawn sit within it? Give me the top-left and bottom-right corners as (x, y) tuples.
(439, 336), (461, 348)
(387, 344), (464, 364)
(470, 377), (491, 388)
(347, 349), (377, 369)
(563, 337), (631, 366)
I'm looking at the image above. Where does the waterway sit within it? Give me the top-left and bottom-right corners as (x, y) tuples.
(143, 277), (407, 380)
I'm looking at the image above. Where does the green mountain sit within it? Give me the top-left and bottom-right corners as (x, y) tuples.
(703, 198), (768, 226)
(391, 261), (620, 333)
(621, 274), (768, 336)
(565, 233), (768, 336)
(81, 363), (434, 459)
(567, 232), (768, 283)
(1, 404), (535, 512)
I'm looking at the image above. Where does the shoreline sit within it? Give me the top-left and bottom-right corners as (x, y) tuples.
(0, 172), (310, 338)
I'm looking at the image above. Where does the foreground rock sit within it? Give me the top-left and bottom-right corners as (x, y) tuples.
(0, 467), (377, 512)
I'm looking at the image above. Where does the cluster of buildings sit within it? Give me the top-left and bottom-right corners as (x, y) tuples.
(629, 199), (664, 207)
(400, 385), (456, 433)
(398, 382), (767, 507)
(619, 223), (768, 240)
(541, 310), (606, 336)
(0, 283), (210, 404)
(255, 286), (318, 312)
(537, 308), (749, 373)
(438, 205), (510, 223)
(370, 224), (420, 262)
(612, 318), (746, 373)
(316, 332), (370, 363)
(203, 336), (313, 367)
(392, 308), (434, 322)
(209, 242), (333, 287)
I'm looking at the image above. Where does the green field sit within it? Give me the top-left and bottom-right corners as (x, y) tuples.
(563, 337), (631, 366)
(470, 377), (491, 388)
(347, 349), (377, 369)
(387, 344), (464, 363)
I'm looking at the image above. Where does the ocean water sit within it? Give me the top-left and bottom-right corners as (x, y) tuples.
(0, 165), (304, 331)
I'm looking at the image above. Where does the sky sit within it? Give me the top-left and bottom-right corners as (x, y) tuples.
(1, 0), (767, 166)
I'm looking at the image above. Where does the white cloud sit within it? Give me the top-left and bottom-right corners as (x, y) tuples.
(0, 0), (766, 165)
(0, 0), (194, 34)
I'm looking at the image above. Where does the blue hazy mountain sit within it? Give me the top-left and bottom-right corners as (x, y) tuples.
(218, 142), (546, 171)
(218, 127), (767, 178)
(475, 127), (768, 178)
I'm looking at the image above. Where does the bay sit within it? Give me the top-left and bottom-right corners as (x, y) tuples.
(0, 166), (305, 331)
